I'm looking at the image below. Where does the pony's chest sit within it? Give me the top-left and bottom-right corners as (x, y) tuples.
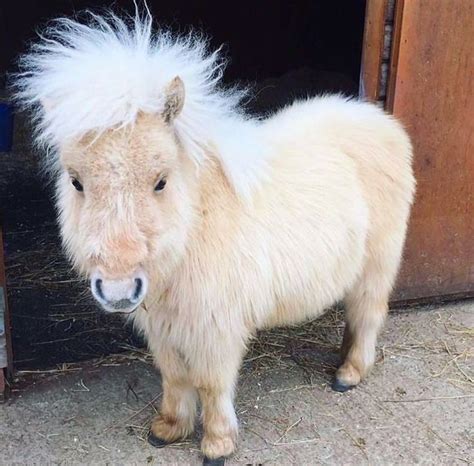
(136, 296), (202, 353)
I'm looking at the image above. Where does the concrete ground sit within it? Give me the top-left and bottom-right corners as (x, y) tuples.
(1, 301), (473, 465)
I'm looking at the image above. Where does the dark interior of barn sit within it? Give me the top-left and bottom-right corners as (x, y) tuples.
(0, 1), (367, 369)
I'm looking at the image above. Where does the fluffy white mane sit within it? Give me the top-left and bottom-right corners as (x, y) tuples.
(13, 11), (269, 199)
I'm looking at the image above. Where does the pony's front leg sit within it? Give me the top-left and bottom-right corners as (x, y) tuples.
(196, 343), (245, 461)
(149, 348), (198, 446)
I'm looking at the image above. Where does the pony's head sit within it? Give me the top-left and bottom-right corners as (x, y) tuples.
(13, 11), (268, 313)
(57, 80), (198, 313)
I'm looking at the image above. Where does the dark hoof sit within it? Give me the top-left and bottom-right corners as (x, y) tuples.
(147, 431), (173, 448)
(203, 456), (226, 466)
(331, 378), (355, 393)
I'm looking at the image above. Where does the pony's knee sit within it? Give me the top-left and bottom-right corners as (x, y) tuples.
(344, 293), (388, 338)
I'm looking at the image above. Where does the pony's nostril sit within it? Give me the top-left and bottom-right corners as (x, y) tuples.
(133, 278), (143, 301)
(95, 278), (105, 300)
(91, 272), (146, 309)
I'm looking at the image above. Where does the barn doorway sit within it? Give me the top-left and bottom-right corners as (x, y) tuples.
(0, 1), (367, 369)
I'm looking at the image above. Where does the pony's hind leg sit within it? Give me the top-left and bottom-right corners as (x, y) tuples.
(333, 291), (388, 392)
(333, 165), (413, 392)
(333, 234), (405, 392)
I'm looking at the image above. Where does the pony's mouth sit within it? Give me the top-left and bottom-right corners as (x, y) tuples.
(98, 301), (140, 315)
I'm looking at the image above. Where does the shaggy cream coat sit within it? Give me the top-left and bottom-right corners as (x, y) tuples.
(14, 12), (415, 460)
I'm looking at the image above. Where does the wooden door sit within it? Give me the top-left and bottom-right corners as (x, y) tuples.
(387, 0), (474, 301)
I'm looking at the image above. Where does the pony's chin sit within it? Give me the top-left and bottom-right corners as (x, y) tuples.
(99, 304), (140, 315)
(114, 308), (138, 315)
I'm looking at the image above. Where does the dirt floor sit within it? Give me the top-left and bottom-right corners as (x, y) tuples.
(1, 301), (473, 465)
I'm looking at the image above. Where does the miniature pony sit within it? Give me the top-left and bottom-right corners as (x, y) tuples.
(14, 12), (415, 462)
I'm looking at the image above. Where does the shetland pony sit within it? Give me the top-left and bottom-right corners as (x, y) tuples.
(14, 12), (415, 462)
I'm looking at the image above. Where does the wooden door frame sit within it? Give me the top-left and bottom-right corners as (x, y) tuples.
(359, 0), (388, 102)
(385, 0), (404, 111)
(360, 0), (403, 108)
(0, 226), (13, 401)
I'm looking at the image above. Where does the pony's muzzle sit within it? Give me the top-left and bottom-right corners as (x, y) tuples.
(90, 268), (148, 313)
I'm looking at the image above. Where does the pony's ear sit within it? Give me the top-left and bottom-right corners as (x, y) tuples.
(162, 76), (185, 123)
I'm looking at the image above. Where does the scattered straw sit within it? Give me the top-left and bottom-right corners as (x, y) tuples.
(339, 427), (368, 460)
(274, 416), (303, 444)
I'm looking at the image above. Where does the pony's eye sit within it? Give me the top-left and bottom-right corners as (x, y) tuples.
(71, 178), (84, 192)
(155, 178), (167, 192)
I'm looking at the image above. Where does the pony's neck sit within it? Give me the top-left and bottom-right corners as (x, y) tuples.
(198, 149), (242, 212)
(204, 116), (270, 203)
